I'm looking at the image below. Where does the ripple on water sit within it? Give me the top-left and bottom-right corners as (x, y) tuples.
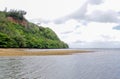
(0, 50), (120, 79)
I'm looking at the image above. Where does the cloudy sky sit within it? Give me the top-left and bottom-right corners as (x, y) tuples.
(1, 0), (120, 48)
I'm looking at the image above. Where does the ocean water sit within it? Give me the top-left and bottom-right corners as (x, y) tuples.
(0, 49), (120, 79)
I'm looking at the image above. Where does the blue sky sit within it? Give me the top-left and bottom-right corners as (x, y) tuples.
(1, 0), (120, 48)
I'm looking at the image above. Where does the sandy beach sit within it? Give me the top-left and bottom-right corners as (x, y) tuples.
(0, 48), (91, 56)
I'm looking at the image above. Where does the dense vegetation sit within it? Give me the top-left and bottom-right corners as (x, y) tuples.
(0, 10), (68, 48)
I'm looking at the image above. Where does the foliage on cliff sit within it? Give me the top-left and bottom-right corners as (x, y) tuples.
(0, 10), (68, 48)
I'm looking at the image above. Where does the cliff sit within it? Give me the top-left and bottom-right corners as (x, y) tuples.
(0, 10), (68, 48)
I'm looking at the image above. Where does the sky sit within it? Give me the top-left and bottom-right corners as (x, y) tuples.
(1, 0), (120, 48)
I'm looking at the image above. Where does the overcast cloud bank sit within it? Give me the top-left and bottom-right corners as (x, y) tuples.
(1, 0), (120, 48)
(41, 0), (120, 48)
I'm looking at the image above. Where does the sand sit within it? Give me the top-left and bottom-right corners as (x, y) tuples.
(0, 48), (91, 56)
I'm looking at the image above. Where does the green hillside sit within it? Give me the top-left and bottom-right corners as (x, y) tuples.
(0, 10), (68, 48)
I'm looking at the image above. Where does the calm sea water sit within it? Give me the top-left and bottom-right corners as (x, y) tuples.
(0, 49), (120, 79)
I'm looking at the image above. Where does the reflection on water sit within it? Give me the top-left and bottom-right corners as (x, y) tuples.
(0, 49), (120, 79)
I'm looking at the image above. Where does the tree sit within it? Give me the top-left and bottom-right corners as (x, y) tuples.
(6, 9), (27, 20)
(0, 33), (13, 47)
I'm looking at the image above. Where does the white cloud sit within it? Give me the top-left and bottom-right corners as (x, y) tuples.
(41, 20), (120, 48)
(0, 0), (86, 20)
(86, 10), (120, 23)
(78, 22), (118, 42)
(87, 0), (103, 5)
(70, 41), (120, 48)
(1, 0), (120, 48)
(30, 0), (120, 48)
(54, 0), (120, 24)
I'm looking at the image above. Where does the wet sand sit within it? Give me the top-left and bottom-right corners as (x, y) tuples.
(0, 48), (91, 56)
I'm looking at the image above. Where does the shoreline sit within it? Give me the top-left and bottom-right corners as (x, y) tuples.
(0, 48), (92, 56)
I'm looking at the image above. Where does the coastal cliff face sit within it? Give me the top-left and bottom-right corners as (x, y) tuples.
(7, 17), (28, 27)
(0, 10), (68, 48)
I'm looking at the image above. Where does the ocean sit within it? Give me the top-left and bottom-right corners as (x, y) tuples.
(0, 48), (120, 79)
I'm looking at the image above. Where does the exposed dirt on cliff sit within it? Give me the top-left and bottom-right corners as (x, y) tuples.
(7, 17), (28, 27)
